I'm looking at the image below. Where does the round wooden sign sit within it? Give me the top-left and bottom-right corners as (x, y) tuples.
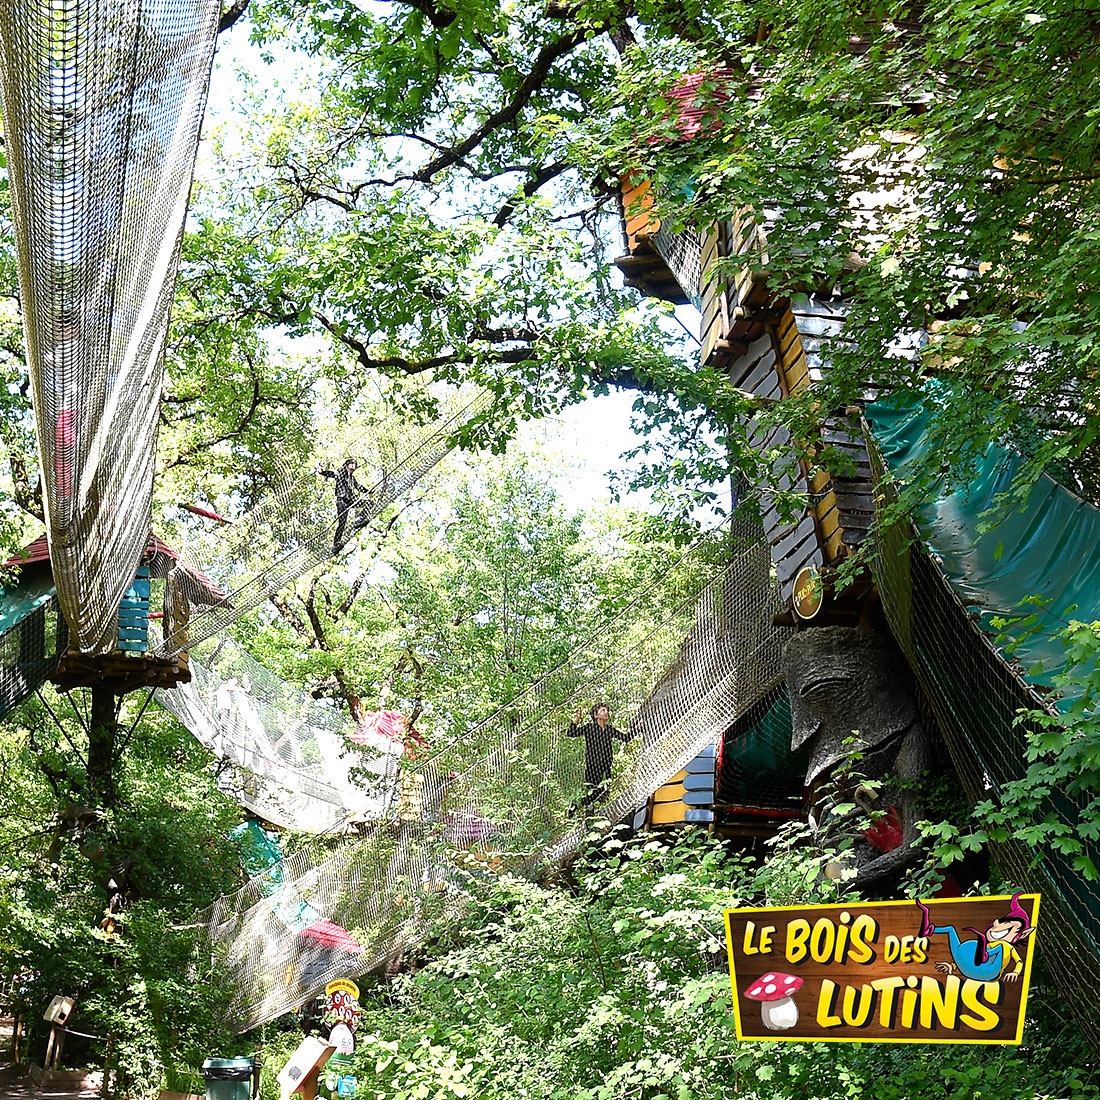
(792, 565), (824, 620)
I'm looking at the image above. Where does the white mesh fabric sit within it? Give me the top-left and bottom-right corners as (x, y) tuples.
(200, 532), (785, 1030)
(0, 0), (220, 652)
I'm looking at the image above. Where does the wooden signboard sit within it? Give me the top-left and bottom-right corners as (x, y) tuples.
(724, 894), (1039, 1044)
(43, 995), (74, 1025)
(276, 1036), (335, 1100)
(792, 565), (823, 620)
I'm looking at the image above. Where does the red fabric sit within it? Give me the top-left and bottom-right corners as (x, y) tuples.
(296, 918), (363, 954)
(54, 410), (74, 498)
(348, 710), (428, 757)
(348, 710), (408, 744)
(863, 805), (904, 853)
(652, 70), (733, 142)
(181, 503), (231, 523)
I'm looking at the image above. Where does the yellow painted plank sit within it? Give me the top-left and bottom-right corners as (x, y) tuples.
(651, 801), (690, 825)
(783, 350), (811, 395)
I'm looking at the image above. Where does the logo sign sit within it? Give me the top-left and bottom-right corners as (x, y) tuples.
(792, 565), (824, 620)
(325, 979), (361, 1031)
(724, 894), (1039, 1044)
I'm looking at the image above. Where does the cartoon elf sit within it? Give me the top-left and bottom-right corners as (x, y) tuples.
(916, 894), (1035, 983)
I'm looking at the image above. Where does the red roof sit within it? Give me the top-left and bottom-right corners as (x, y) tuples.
(296, 918), (363, 954)
(655, 70), (734, 142)
(4, 532), (226, 603)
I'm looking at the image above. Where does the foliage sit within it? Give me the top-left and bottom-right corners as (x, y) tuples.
(0, 699), (243, 1094)
(307, 829), (1099, 1100)
(918, 614), (1100, 881)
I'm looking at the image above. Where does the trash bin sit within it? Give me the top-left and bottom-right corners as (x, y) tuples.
(201, 1057), (255, 1100)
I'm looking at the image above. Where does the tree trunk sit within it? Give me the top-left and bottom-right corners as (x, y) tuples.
(87, 682), (118, 807)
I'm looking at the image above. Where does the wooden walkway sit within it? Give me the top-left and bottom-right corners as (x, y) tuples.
(0, 1019), (100, 1100)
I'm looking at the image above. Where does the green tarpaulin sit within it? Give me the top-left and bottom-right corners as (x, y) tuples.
(0, 572), (55, 635)
(866, 393), (1100, 710)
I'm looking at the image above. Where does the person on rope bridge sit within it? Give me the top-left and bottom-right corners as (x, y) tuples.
(567, 702), (634, 810)
(319, 458), (367, 552)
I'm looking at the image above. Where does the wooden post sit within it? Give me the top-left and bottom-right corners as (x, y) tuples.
(44, 1023), (57, 1069)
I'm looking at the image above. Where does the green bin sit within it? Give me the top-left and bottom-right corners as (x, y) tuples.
(201, 1057), (254, 1100)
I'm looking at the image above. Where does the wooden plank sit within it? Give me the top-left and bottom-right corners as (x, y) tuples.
(822, 425), (864, 447)
(832, 488), (876, 512)
(776, 537), (825, 595)
(782, 349), (811, 394)
(728, 348), (767, 389)
(701, 306), (723, 363)
(701, 226), (721, 269)
(824, 522), (847, 562)
(768, 513), (818, 557)
(776, 310), (799, 352)
(790, 294), (849, 320)
(651, 802), (689, 825)
(814, 493), (844, 554)
(794, 313), (846, 338)
(838, 510), (875, 530)
(740, 351), (781, 398)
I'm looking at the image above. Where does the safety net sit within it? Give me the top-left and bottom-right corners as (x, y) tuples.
(156, 634), (406, 835)
(202, 529), (784, 1030)
(865, 393), (1100, 1051)
(716, 684), (807, 817)
(0, 595), (68, 720)
(156, 518), (772, 836)
(158, 390), (493, 657)
(0, 0), (221, 654)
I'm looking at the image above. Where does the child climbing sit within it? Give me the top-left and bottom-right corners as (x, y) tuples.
(319, 458), (366, 552)
(567, 702), (633, 809)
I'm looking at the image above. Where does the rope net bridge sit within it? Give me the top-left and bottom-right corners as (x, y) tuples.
(200, 528), (784, 1030)
(155, 519), (766, 834)
(0, 0), (221, 655)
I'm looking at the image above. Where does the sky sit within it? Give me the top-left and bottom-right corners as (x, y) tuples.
(199, 17), (700, 518)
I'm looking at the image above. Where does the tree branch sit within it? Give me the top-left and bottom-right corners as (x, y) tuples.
(412, 28), (593, 184)
(217, 0), (249, 34)
(494, 161), (570, 227)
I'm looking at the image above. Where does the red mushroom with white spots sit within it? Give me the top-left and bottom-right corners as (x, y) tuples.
(743, 972), (804, 1030)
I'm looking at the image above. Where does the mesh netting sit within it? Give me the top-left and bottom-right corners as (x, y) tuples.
(155, 520), (771, 837)
(0, 0), (220, 653)
(717, 683), (807, 815)
(203, 530), (784, 1030)
(156, 635), (406, 834)
(158, 390), (492, 657)
(0, 599), (68, 720)
(869, 432), (1100, 1052)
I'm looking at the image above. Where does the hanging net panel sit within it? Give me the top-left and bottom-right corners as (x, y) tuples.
(156, 519), (763, 836)
(865, 396), (1100, 1052)
(158, 390), (493, 658)
(0, 0), (221, 653)
(0, 595), (68, 720)
(156, 634), (406, 834)
(716, 684), (807, 819)
(204, 530), (784, 1030)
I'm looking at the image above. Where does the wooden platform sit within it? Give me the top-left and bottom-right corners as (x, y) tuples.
(51, 651), (190, 694)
